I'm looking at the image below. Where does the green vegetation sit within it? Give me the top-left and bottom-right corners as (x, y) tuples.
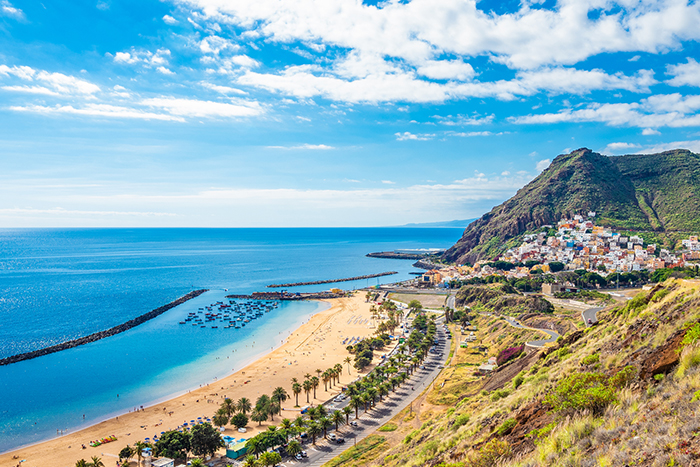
(496, 418), (517, 436)
(320, 435), (387, 467)
(544, 372), (617, 414)
(379, 423), (397, 432)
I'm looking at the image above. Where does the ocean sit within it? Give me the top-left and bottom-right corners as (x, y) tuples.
(0, 227), (462, 453)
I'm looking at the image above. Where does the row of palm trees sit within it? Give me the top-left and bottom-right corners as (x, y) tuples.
(239, 313), (438, 464)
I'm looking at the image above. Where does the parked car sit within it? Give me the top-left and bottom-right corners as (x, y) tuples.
(336, 437), (345, 444)
(350, 420), (358, 427)
(329, 433), (336, 440)
(301, 450), (308, 457)
(295, 453), (303, 460)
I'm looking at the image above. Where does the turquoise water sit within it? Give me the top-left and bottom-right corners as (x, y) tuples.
(0, 228), (462, 453)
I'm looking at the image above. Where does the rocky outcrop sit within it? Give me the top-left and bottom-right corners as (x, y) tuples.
(0, 289), (208, 366)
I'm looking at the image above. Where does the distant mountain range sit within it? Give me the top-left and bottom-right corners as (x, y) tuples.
(443, 147), (700, 265)
(400, 219), (477, 228)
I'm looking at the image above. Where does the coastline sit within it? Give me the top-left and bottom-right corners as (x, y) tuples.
(0, 293), (379, 467)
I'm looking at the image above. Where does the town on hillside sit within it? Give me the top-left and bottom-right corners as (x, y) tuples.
(419, 213), (700, 289)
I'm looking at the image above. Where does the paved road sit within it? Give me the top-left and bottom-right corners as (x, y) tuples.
(582, 306), (604, 327)
(266, 319), (451, 467)
(503, 317), (560, 348)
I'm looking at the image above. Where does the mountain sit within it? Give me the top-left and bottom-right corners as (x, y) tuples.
(443, 147), (700, 264)
(400, 219), (477, 228)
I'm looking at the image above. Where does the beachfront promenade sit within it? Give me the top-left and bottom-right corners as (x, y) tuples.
(267, 318), (450, 467)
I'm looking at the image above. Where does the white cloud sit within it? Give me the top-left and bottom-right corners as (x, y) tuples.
(416, 59), (475, 81)
(201, 82), (248, 95)
(9, 104), (186, 122)
(0, 0), (24, 19)
(266, 143), (335, 150)
(177, 0), (700, 71)
(156, 66), (175, 75)
(1, 85), (59, 96)
(199, 36), (237, 55)
(511, 94), (700, 129)
(642, 128), (661, 135)
(445, 131), (495, 137)
(603, 142), (641, 153)
(381, 180), (396, 185)
(501, 171), (511, 176)
(432, 114), (494, 126)
(142, 97), (263, 118)
(536, 159), (551, 171)
(395, 131), (434, 141)
(163, 14), (179, 25)
(0, 65), (100, 96)
(638, 139), (700, 154)
(96, 1), (110, 11)
(111, 48), (172, 69)
(667, 58), (700, 87)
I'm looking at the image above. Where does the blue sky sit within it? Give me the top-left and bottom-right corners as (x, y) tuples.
(1, 0), (700, 227)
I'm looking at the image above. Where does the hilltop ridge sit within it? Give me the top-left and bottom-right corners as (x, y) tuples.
(443, 148), (700, 265)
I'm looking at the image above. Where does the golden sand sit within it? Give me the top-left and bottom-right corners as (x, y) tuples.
(0, 293), (381, 467)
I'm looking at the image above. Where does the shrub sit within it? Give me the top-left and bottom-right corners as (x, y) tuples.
(513, 374), (524, 389)
(580, 353), (600, 366)
(682, 323), (700, 349)
(379, 423), (397, 432)
(652, 288), (671, 302)
(490, 389), (511, 402)
(544, 372), (617, 415)
(676, 345), (700, 379)
(609, 366), (637, 389)
(497, 418), (517, 436)
(497, 345), (525, 366)
(464, 439), (511, 467)
(453, 414), (470, 429)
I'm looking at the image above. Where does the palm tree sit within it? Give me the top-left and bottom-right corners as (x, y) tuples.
(267, 400), (280, 421)
(251, 408), (267, 426)
(307, 421), (322, 445)
(75, 460), (88, 467)
(334, 363), (343, 381)
(304, 373), (312, 380)
(236, 397), (252, 415)
(90, 456), (105, 467)
(302, 379), (313, 403)
(331, 410), (345, 431)
(319, 417), (332, 439)
(246, 437), (265, 458)
(367, 387), (378, 409)
(316, 368), (323, 379)
(292, 382), (302, 406)
(222, 398), (236, 417)
(213, 412), (229, 429)
(310, 376), (319, 399)
(134, 440), (148, 465)
(322, 370), (330, 392)
(242, 455), (257, 467)
(287, 439), (302, 457)
(190, 459), (205, 467)
(271, 386), (289, 412)
(349, 396), (362, 419)
(342, 406), (352, 425)
(344, 356), (352, 375)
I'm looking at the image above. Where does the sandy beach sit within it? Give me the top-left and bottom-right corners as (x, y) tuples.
(0, 293), (382, 467)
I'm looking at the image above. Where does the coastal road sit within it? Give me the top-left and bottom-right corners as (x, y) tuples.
(582, 306), (604, 327)
(272, 319), (451, 467)
(503, 317), (560, 348)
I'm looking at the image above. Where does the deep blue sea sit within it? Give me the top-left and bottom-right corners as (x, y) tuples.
(0, 228), (462, 453)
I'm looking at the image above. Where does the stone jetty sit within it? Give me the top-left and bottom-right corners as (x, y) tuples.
(0, 289), (208, 366)
(266, 271), (397, 288)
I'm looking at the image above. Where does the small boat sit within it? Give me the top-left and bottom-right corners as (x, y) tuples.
(179, 321), (185, 324)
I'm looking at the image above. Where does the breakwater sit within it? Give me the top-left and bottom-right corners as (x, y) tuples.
(367, 251), (430, 260)
(266, 271), (398, 288)
(0, 289), (208, 366)
(227, 291), (347, 301)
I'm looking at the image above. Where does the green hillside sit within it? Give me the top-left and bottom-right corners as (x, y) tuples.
(443, 148), (700, 265)
(329, 279), (700, 467)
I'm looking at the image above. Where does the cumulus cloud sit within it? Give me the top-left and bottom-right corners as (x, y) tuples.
(163, 14), (179, 25)
(111, 48), (172, 69)
(511, 94), (700, 129)
(0, 65), (100, 96)
(667, 58), (700, 87)
(176, 0), (700, 71)
(9, 103), (186, 122)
